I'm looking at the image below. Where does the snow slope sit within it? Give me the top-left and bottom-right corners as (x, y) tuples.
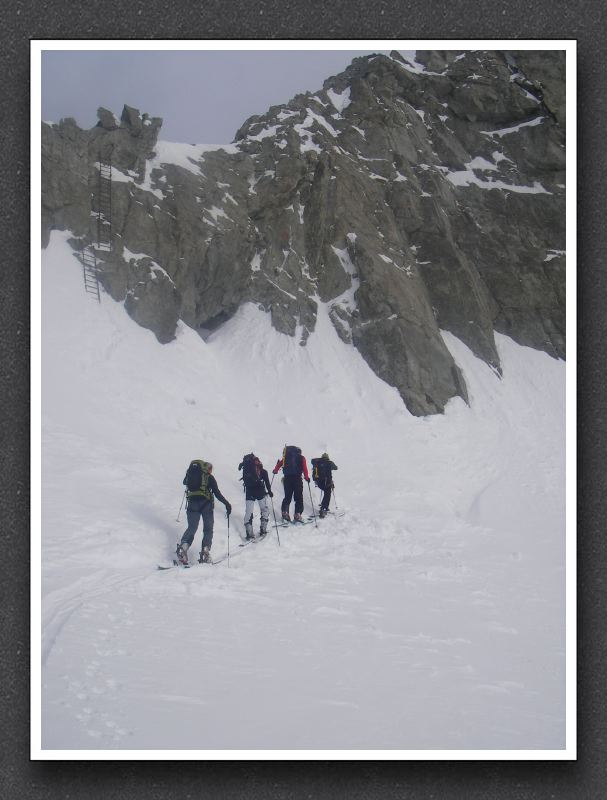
(37, 230), (568, 755)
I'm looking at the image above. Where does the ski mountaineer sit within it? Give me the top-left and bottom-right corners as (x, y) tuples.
(238, 453), (273, 540)
(272, 445), (310, 523)
(176, 460), (232, 565)
(311, 452), (338, 518)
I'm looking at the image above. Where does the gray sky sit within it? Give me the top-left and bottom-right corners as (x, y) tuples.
(41, 49), (392, 144)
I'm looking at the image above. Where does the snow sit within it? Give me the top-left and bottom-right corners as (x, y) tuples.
(466, 156), (499, 172)
(544, 250), (566, 262)
(481, 117), (546, 139)
(121, 247), (172, 282)
(100, 164), (136, 184)
(205, 205), (230, 223)
(277, 109), (299, 122)
(378, 253), (412, 276)
(445, 168), (551, 194)
(243, 124), (279, 142)
(294, 115), (323, 153)
(265, 277), (297, 300)
(151, 140), (237, 174)
(306, 108), (340, 137)
(37, 230), (568, 757)
(391, 51), (443, 76)
(293, 108), (340, 153)
(132, 140), (240, 199)
(326, 87), (351, 113)
(330, 244), (359, 314)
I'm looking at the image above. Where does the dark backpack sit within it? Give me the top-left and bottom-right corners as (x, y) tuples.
(241, 453), (263, 489)
(283, 445), (302, 477)
(311, 458), (330, 484)
(184, 460), (212, 499)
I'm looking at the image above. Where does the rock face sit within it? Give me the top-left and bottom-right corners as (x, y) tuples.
(41, 50), (566, 416)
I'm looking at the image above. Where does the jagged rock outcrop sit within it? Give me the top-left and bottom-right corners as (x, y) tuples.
(41, 50), (566, 416)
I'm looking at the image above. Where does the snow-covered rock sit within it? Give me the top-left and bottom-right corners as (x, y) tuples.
(41, 49), (565, 418)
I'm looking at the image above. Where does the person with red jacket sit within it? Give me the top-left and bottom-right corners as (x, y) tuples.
(272, 445), (310, 523)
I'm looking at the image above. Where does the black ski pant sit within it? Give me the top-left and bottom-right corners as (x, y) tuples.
(181, 495), (215, 552)
(281, 475), (304, 515)
(317, 479), (332, 511)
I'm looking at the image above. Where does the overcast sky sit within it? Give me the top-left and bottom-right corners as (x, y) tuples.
(41, 49), (396, 144)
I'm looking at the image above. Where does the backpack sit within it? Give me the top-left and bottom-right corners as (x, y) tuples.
(184, 460), (212, 499)
(283, 445), (302, 477)
(311, 458), (330, 484)
(241, 453), (263, 490)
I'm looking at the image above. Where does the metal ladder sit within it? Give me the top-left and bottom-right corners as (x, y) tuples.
(96, 157), (112, 252)
(80, 244), (101, 302)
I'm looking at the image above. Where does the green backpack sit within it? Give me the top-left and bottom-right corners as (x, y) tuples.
(184, 460), (212, 500)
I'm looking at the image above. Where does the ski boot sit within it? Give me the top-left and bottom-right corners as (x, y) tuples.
(319, 508), (327, 519)
(199, 546), (212, 564)
(293, 512), (303, 523)
(282, 511), (291, 523)
(245, 522), (255, 541)
(176, 542), (189, 565)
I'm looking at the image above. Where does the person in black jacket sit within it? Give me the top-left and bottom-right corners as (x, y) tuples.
(311, 452), (338, 518)
(176, 460), (231, 565)
(238, 453), (273, 540)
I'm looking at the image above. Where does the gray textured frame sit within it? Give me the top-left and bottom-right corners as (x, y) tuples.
(5, 1), (602, 797)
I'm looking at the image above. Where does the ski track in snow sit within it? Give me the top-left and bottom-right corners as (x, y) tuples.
(39, 231), (566, 752)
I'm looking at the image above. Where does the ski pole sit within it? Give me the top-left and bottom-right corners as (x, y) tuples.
(176, 490), (186, 522)
(307, 480), (317, 527)
(268, 491), (280, 547)
(227, 510), (230, 568)
(269, 472), (281, 544)
(332, 486), (338, 509)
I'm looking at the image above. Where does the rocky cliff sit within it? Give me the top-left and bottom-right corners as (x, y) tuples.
(41, 49), (566, 416)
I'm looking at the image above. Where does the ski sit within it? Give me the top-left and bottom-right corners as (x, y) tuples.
(308, 510), (345, 520)
(158, 531), (270, 570)
(239, 532), (268, 548)
(157, 557), (213, 570)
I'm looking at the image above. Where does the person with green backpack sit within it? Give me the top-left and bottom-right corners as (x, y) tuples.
(176, 460), (232, 565)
